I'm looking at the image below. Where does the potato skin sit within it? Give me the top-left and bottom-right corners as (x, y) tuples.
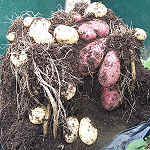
(78, 20), (109, 40)
(101, 87), (121, 111)
(78, 38), (106, 76)
(98, 51), (120, 87)
(88, 20), (109, 37)
(78, 23), (97, 40)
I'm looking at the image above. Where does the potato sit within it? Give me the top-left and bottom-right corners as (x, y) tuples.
(89, 20), (109, 37)
(78, 20), (109, 40)
(54, 25), (79, 44)
(78, 23), (97, 40)
(85, 2), (107, 18)
(29, 18), (54, 44)
(78, 38), (106, 75)
(29, 106), (48, 124)
(101, 87), (121, 111)
(73, 13), (82, 22)
(134, 28), (147, 41)
(79, 117), (98, 145)
(10, 51), (27, 67)
(63, 117), (79, 143)
(98, 51), (120, 87)
(23, 16), (33, 27)
(6, 32), (15, 42)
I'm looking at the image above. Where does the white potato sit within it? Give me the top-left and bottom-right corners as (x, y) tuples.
(65, 0), (91, 12)
(64, 117), (79, 143)
(29, 106), (48, 125)
(134, 28), (147, 40)
(23, 16), (33, 27)
(85, 2), (107, 18)
(29, 18), (54, 44)
(79, 117), (98, 145)
(54, 25), (79, 44)
(10, 51), (27, 67)
(6, 32), (15, 42)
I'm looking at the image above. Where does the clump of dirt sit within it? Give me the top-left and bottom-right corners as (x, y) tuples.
(0, 2), (150, 150)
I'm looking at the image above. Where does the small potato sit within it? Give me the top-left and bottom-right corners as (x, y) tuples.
(79, 117), (98, 145)
(134, 28), (147, 41)
(85, 2), (107, 18)
(65, 0), (91, 12)
(89, 20), (109, 37)
(78, 23), (97, 40)
(64, 117), (79, 143)
(10, 51), (27, 67)
(6, 32), (15, 42)
(98, 51), (120, 87)
(78, 38), (106, 75)
(23, 16), (33, 27)
(73, 13), (83, 22)
(29, 106), (48, 124)
(101, 87), (121, 111)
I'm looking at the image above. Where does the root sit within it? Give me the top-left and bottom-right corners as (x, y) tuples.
(33, 60), (66, 138)
(42, 84), (58, 138)
(43, 104), (51, 136)
(130, 49), (136, 91)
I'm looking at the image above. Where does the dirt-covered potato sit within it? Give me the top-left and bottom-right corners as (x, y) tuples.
(6, 32), (15, 41)
(73, 13), (83, 22)
(85, 2), (108, 18)
(10, 51), (28, 67)
(29, 106), (48, 125)
(101, 87), (122, 111)
(78, 38), (106, 75)
(98, 51), (120, 87)
(29, 18), (54, 44)
(63, 117), (79, 143)
(23, 16), (33, 27)
(134, 28), (147, 41)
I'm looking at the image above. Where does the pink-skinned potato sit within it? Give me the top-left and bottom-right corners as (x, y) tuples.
(98, 51), (120, 87)
(89, 20), (109, 37)
(78, 38), (106, 76)
(78, 20), (109, 40)
(101, 87), (122, 111)
(73, 13), (83, 22)
(78, 23), (97, 40)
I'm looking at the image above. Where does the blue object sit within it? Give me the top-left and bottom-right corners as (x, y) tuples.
(103, 119), (150, 150)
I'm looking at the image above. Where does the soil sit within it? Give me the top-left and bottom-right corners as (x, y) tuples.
(1, 2), (150, 150)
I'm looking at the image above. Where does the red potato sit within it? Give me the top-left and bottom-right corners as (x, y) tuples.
(73, 13), (83, 22)
(78, 20), (109, 40)
(78, 38), (106, 76)
(89, 20), (109, 37)
(98, 51), (120, 87)
(78, 23), (97, 40)
(101, 87), (121, 111)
